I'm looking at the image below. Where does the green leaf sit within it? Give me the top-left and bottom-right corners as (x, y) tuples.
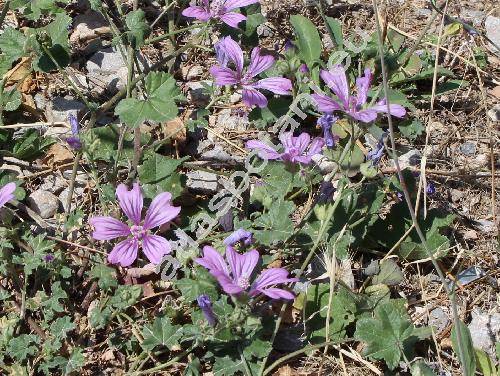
(324, 17), (343, 48)
(115, 72), (183, 127)
(42, 281), (68, 320)
(1, 87), (22, 112)
(213, 356), (245, 376)
(50, 316), (75, 340)
(355, 299), (430, 370)
(90, 264), (118, 290)
(183, 357), (201, 375)
(253, 199), (295, 245)
(0, 27), (26, 63)
(142, 316), (183, 351)
(126, 9), (149, 48)
(372, 259), (404, 286)
(176, 269), (219, 302)
(65, 348), (85, 375)
(290, 15), (322, 67)
(243, 337), (272, 359)
(410, 361), (437, 376)
(451, 321), (476, 376)
(360, 161), (378, 178)
(7, 334), (39, 361)
(138, 153), (186, 184)
(398, 119), (425, 141)
(109, 285), (142, 310)
(474, 348), (496, 376)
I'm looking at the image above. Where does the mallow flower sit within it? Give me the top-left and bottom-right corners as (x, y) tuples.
(90, 183), (180, 267)
(246, 132), (324, 165)
(317, 114), (339, 148)
(223, 228), (253, 246)
(196, 246), (298, 299)
(197, 294), (217, 326)
(312, 66), (406, 123)
(0, 183), (16, 209)
(182, 0), (259, 28)
(66, 114), (82, 150)
(210, 36), (292, 108)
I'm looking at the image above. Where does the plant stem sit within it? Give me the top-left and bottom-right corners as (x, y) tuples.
(146, 23), (202, 44)
(370, 0), (468, 374)
(133, 346), (194, 375)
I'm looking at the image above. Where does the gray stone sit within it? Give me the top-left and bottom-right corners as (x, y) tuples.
(460, 9), (485, 27)
(428, 307), (450, 333)
(311, 153), (337, 174)
(59, 186), (85, 212)
(257, 24), (274, 37)
(186, 81), (211, 105)
(459, 142), (476, 155)
(86, 47), (150, 92)
(70, 10), (108, 44)
(212, 108), (250, 132)
(485, 16), (500, 53)
(28, 190), (59, 219)
(201, 144), (242, 164)
(487, 104), (500, 122)
(181, 65), (204, 81)
(47, 96), (85, 124)
(364, 259), (380, 276)
(392, 149), (421, 169)
(40, 175), (67, 194)
(186, 170), (220, 193)
(468, 310), (500, 360)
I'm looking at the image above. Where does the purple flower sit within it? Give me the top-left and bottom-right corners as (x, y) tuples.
(44, 254), (55, 262)
(317, 114), (339, 148)
(182, 0), (259, 28)
(90, 183), (181, 267)
(312, 66), (406, 123)
(0, 183), (16, 209)
(66, 114), (82, 150)
(210, 36), (292, 108)
(246, 132), (324, 165)
(197, 294), (217, 326)
(299, 64), (309, 73)
(366, 137), (385, 165)
(426, 182), (436, 195)
(223, 228), (253, 246)
(317, 181), (335, 203)
(196, 246), (298, 300)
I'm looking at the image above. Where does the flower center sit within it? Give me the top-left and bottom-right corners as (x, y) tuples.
(210, 0), (226, 16)
(237, 276), (250, 290)
(130, 225), (146, 239)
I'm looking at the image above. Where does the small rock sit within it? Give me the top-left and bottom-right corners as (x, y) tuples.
(257, 24), (274, 37)
(181, 65), (204, 81)
(468, 309), (500, 359)
(311, 153), (338, 174)
(485, 16), (500, 53)
(472, 219), (497, 233)
(450, 188), (464, 202)
(416, 8), (432, 17)
(471, 153), (489, 169)
(487, 104), (500, 122)
(229, 92), (242, 104)
(463, 229), (478, 240)
(339, 258), (355, 289)
(428, 307), (450, 334)
(47, 96), (86, 124)
(70, 10), (109, 44)
(40, 174), (67, 194)
(212, 108), (250, 132)
(489, 86), (500, 100)
(186, 170), (220, 193)
(201, 144), (242, 164)
(392, 149), (421, 169)
(460, 9), (485, 27)
(363, 259), (380, 276)
(86, 47), (149, 92)
(459, 141), (476, 155)
(28, 190), (59, 219)
(186, 81), (211, 105)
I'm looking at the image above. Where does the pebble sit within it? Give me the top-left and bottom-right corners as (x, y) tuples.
(468, 309), (500, 360)
(460, 9), (485, 27)
(40, 174), (67, 194)
(392, 149), (421, 169)
(47, 96), (86, 124)
(186, 170), (220, 194)
(459, 141), (476, 156)
(59, 186), (85, 212)
(186, 81), (211, 105)
(485, 16), (500, 53)
(487, 104), (500, 122)
(28, 190), (59, 219)
(311, 153), (337, 174)
(181, 65), (204, 81)
(428, 307), (450, 334)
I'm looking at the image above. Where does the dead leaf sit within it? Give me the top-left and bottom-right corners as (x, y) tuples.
(162, 117), (187, 144)
(3, 57), (34, 93)
(43, 144), (74, 167)
(274, 365), (297, 376)
(488, 86), (500, 99)
(126, 263), (156, 278)
(142, 282), (155, 298)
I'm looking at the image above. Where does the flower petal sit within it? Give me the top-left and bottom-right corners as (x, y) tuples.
(320, 67), (349, 108)
(223, 228), (253, 246)
(219, 12), (247, 28)
(225, 246), (259, 281)
(216, 36), (244, 74)
(0, 182), (16, 208)
(245, 140), (281, 160)
(246, 48), (275, 77)
(116, 183), (143, 225)
(209, 66), (239, 86)
(351, 109), (378, 123)
(311, 93), (343, 113)
(355, 68), (372, 106)
(181, 6), (211, 21)
(195, 246), (230, 276)
(211, 271), (244, 294)
(142, 234), (171, 265)
(223, 0), (259, 11)
(294, 133), (311, 153)
(371, 99), (407, 118)
(89, 216), (131, 240)
(108, 238), (138, 267)
(308, 137), (325, 156)
(259, 287), (295, 300)
(250, 268), (298, 290)
(279, 132), (294, 150)
(242, 87), (268, 108)
(254, 77), (292, 95)
(143, 192), (180, 230)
